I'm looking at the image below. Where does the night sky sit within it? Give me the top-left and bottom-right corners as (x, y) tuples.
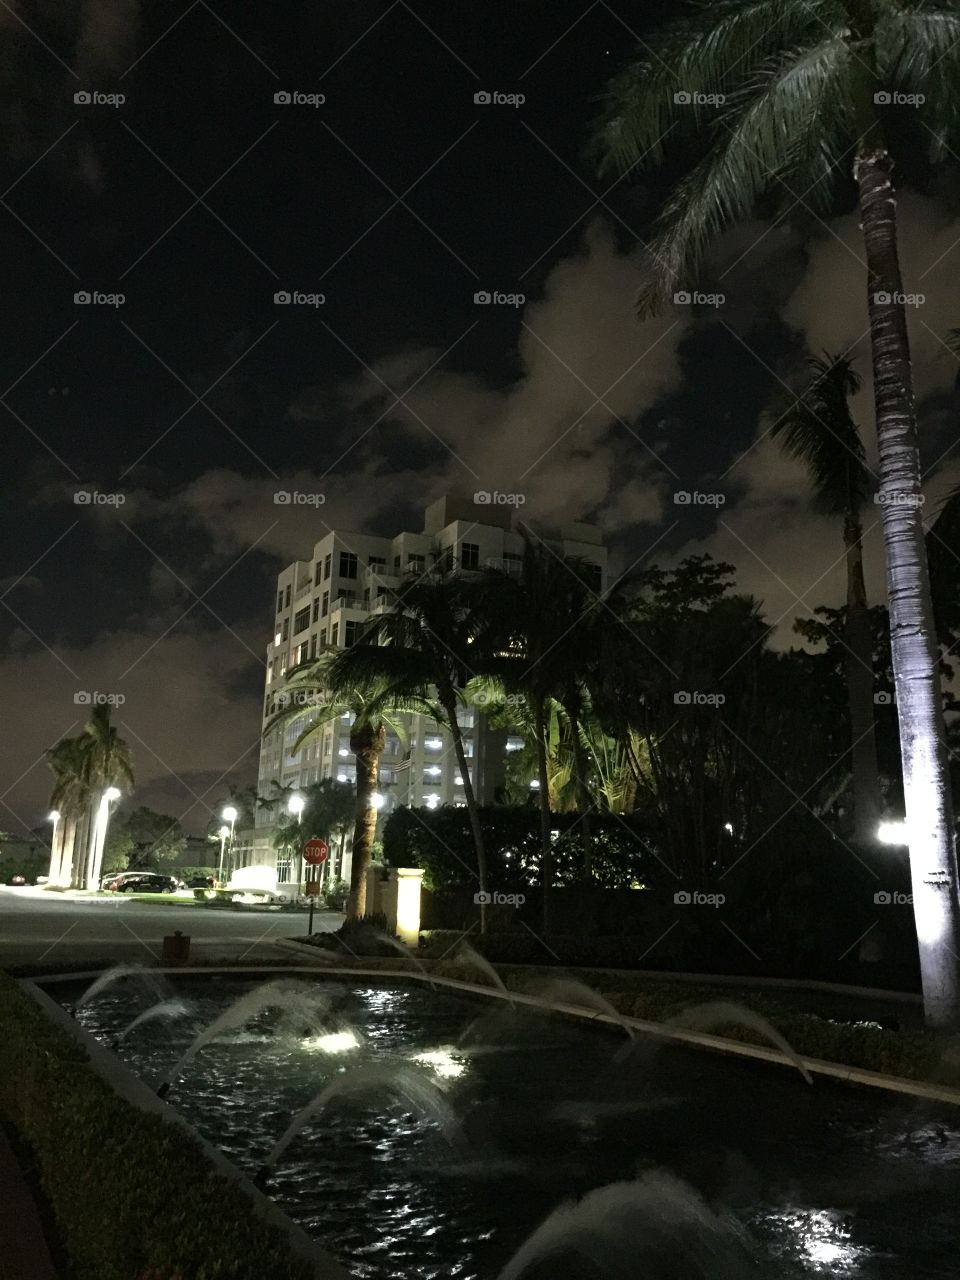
(3, 0), (959, 833)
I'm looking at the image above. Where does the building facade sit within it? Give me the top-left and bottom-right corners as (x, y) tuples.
(246, 495), (606, 888)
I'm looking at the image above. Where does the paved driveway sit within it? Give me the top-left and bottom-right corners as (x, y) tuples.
(0, 886), (342, 970)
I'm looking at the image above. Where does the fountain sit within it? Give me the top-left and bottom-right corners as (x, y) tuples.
(75, 963), (166, 1009)
(497, 1172), (763, 1279)
(256, 1060), (463, 1185)
(111, 998), (190, 1049)
(664, 1001), (813, 1085)
(372, 930), (437, 989)
(452, 942), (516, 1007)
(531, 978), (634, 1040)
(156, 979), (333, 1096)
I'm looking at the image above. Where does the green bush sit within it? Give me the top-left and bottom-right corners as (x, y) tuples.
(0, 975), (315, 1280)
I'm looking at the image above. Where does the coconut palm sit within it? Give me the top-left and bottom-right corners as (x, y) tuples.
(46, 736), (91, 887)
(474, 537), (603, 929)
(323, 570), (493, 928)
(773, 352), (882, 840)
(596, 0), (960, 1026)
(265, 656), (406, 920)
(76, 706), (135, 889)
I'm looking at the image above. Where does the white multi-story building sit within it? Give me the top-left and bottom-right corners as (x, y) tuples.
(246, 494), (606, 886)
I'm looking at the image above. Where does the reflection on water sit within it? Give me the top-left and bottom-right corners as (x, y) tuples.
(65, 977), (960, 1280)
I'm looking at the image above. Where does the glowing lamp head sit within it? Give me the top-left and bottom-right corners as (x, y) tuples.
(104, 787), (121, 802)
(218, 824), (230, 840)
(287, 794), (305, 816)
(371, 792), (385, 810)
(877, 820), (909, 845)
(48, 810), (61, 823)
(222, 805), (239, 823)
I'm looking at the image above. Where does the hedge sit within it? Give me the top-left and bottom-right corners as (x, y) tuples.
(382, 803), (656, 890)
(0, 974), (316, 1280)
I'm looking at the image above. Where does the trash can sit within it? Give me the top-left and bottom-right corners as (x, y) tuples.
(162, 930), (190, 965)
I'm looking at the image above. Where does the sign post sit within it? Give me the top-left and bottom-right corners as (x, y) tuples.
(302, 838), (328, 934)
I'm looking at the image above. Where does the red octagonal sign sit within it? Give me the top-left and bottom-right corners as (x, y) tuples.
(303, 838), (329, 866)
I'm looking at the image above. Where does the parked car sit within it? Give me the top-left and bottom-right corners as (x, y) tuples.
(103, 872), (178, 894)
(183, 875), (214, 889)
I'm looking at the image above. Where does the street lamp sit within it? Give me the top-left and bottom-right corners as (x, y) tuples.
(288, 794), (305, 892)
(88, 788), (121, 890)
(221, 805), (239, 885)
(878, 820), (909, 845)
(217, 824), (230, 885)
(371, 792), (385, 810)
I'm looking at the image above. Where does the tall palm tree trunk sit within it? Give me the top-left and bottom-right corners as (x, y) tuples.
(443, 698), (489, 932)
(857, 145), (960, 1027)
(566, 705), (595, 880)
(534, 700), (553, 933)
(346, 727), (384, 921)
(843, 515), (883, 841)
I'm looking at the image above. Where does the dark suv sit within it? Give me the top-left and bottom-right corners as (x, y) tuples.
(103, 872), (178, 894)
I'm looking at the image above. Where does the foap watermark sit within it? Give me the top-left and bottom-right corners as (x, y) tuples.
(674, 490), (725, 506)
(673, 90), (726, 106)
(74, 691), (125, 707)
(74, 290), (125, 308)
(474, 290), (525, 308)
(274, 90), (325, 107)
(673, 290), (725, 308)
(873, 489), (925, 508)
(873, 290), (925, 307)
(474, 489), (526, 506)
(74, 89), (125, 108)
(74, 490), (125, 506)
(674, 690), (725, 707)
(275, 290), (325, 307)
(474, 890), (526, 906)
(874, 690), (895, 706)
(874, 90), (925, 107)
(473, 690), (524, 709)
(474, 90), (525, 107)
(274, 690), (324, 709)
(274, 491), (325, 506)
(874, 890), (912, 905)
(674, 889), (725, 907)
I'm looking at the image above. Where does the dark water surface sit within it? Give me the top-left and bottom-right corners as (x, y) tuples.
(59, 974), (960, 1279)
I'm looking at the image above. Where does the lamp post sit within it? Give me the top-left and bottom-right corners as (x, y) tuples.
(287, 794), (305, 891)
(221, 805), (238, 885)
(88, 787), (121, 891)
(47, 810), (61, 886)
(216, 824), (230, 886)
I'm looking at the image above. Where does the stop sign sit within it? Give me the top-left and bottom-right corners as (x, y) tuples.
(303, 837), (329, 866)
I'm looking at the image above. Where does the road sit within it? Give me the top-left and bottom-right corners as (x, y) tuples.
(0, 887), (343, 971)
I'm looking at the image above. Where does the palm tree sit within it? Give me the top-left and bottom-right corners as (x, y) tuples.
(475, 538), (602, 929)
(266, 656), (406, 920)
(46, 708), (134, 889)
(773, 353), (882, 840)
(597, 1), (960, 1026)
(77, 706), (135, 889)
(324, 569), (493, 928)
(46, 736), (91, 887)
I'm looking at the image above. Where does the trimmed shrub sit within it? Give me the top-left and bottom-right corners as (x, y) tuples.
(0, 975), (315, 1280)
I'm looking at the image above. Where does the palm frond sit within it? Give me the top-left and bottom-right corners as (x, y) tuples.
(637, 36), (853, 307)
(772, 352), (870, 516)
(595, 0), (841, 171)
(878, 6), (960, 158)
